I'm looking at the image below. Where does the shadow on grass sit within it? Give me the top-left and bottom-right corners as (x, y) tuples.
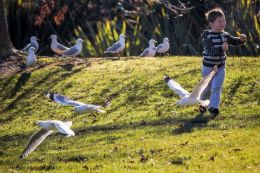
(76, 113), (220, 137)
(76, 116), (186, 135)
(226, 77), (243, 99)
(5, 72), (31, 99)
(173, 113), (217, 134)
(0, 65), (86, 124)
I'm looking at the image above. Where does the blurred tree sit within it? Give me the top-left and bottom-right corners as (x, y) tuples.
(2, 0), (258, 59)
(0, 0), (13, 59)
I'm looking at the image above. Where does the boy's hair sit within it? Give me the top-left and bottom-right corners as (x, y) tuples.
(205, 8), (225, 23)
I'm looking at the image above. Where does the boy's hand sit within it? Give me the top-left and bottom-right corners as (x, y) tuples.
(222, 41), (228, 51)
(240, 34), (247, 42)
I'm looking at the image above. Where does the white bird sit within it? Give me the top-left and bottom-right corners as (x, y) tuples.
(46, 93), (106, 113)
(22, 36), (39, 53)
(104, 34), (127, 54)
(139, 39), (157, 57)
(26, 47), (37, 67)
(164, 66), (217, 106)
(19, 120), (75, 159)
(61, 38), (83, 57)
(50, 34), (69, 54)
(156, 37), (170, 54)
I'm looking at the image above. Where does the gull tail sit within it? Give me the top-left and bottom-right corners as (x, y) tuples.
(97, 109), (106, 113)
(103, 97), (112, 108)
(19, 155), (25, 160)
(45, 92), (55, 101)
(164, 75), (171, 83)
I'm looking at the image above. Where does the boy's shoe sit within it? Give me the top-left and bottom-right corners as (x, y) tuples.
(198, 105), (207, 114)
(209, 107), (219, 117)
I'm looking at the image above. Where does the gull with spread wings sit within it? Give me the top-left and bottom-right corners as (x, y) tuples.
(19, 120), (75, 159)
(164, 66), (217, 106)
(46, 93), (106, 114)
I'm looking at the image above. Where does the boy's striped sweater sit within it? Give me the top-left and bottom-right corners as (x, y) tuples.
(201, 30), (244, 67)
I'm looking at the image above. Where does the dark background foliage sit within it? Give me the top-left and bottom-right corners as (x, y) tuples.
(6, 0), (260, 57)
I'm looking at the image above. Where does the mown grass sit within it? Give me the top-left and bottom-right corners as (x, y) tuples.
(0, 56), (259, 173)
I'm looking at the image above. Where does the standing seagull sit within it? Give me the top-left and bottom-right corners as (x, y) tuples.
(22, 36), (39, 53)
(104, 34), (127, 55)
(50, 34), (69, 54)
(139, 39), (157, 57)
(26, 47), (37, 67)
(19, 120), (75, 159)
(61, 38), (83, 57)
(164, 66), (217, 106)
(156, 37), (170, 55)
(46, 93), (106, 114)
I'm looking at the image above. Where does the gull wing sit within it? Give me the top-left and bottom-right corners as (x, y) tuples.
(53, 94), (85, 107)
(189, 66), (217, 99)
(54, 122), (75, 137)
(75, 104), (105, 113)
(62, 46), (79, 56)
(19, 128), (53, 159)
(105, 41), (121, 52)
(140, 48), (149, 57)
(57, 43), (69, 51)
(156, 44), (163, 51)
(63, 121), (72, 128)
(164, 76), (190, 98)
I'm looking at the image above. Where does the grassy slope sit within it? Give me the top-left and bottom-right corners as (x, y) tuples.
(0, 56), (259, 173)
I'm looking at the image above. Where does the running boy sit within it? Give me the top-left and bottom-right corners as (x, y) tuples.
(200, 8), (247, 116)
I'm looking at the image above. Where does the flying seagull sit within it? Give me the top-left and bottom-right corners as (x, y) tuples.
(156, 37), (170, 55)
(61, 38), (83, 57)
(26, 47), (37, 67)
(22, 36), (39, 53)
(50, 34), (69, 54)
(104, 34), (127, 54)
(139, 39), (157, 57)
(164, 66), (217, 106)
(19, 120), (75, 159)
(46, 93), (106, 113)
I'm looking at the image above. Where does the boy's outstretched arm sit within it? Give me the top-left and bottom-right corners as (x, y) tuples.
(226, 33), (247, 45)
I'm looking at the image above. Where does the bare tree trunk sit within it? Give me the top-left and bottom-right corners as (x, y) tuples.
(0, 0), (13, 59)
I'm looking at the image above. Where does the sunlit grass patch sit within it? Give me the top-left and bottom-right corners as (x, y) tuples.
(0, 56), (259, 173)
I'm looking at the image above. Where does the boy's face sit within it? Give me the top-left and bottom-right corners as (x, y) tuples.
(209, 16), (226, 32)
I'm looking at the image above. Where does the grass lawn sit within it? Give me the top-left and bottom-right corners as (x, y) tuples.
(0, 56), (259, 172)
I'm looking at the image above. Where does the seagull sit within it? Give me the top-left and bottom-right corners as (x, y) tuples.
(50, 34), (69, 54)
(19, 120), (75, 159)
(26, 47), (37, 67)
(46, 93), (106, 114)
(104, 34), (127, 54)
(61, 38), (83, 57)
(139, 39), (157, 57)
(164, 66), (217, 106)
(156, 37), (170, 55)
(22, 36), (39, 53)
